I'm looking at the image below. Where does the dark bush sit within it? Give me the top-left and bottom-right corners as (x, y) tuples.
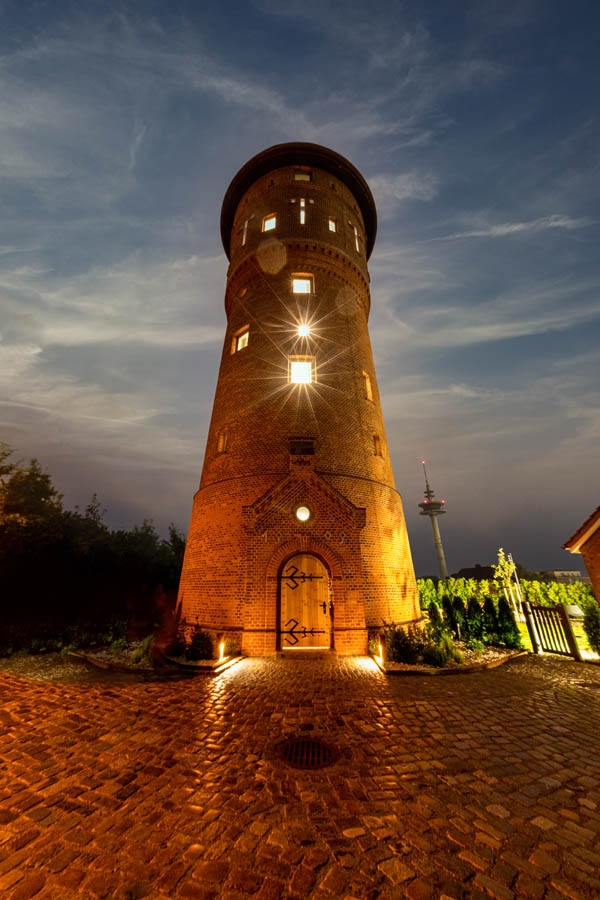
(428, 601), (444, 639)
(384, 625), (424, 664)
(583, 602), (600, 654)
(483, 596), (498, 642)
(452, 596), (466, 639)
(0, 447), (185, 657)
(0, 617), (128, 658)
(465, 637), (484, 654)
(383, 624), (464, 668)
(442, 594), (457, 636)
(496, 595), (523, 648)
(186, 629), (214, 660)
(164, 637), (186, 657)
(422, 633), (463, 667)
(465, 597), (484, 640)
(421, 643), (448, 667)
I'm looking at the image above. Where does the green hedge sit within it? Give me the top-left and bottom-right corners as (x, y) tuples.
(418, 577), (595, 610)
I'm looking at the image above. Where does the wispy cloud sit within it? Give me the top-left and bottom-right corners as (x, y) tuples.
(370, 238), (600, 351)
(432, 214), (595, 241)
(0, 251), (226, 350)
(368, 171), (439, 218)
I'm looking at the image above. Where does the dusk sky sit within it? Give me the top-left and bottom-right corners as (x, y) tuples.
(1, 0), (599, 577)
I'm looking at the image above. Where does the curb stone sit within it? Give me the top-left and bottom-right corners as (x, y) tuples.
(372, 649), (528, 676)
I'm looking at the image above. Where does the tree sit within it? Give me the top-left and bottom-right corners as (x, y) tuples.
(0, 448), (187, 653)
(442, 594), (458, 637)
(452, 596), (466, 640)
(475, 578), (492, 602)
(0, 442), (16, 486)
(428, 600), (444, 639)
(437, 579), (449, 604)
(465, 596), (484, 641)
(483, 596), (498, 643)
(496, 594), (523, 648)
(514, 561), (540, 581)
(0, 456), (63, 525)
(452, 578), (471, 604)
(417, 578), (437, 611)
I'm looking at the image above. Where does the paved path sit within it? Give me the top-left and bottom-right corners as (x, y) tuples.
(1, 654), (600, 900)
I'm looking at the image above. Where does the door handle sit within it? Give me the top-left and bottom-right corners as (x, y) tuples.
(321, 602), (327, 615)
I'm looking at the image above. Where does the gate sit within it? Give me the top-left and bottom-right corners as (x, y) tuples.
(522, 601), (582, 661)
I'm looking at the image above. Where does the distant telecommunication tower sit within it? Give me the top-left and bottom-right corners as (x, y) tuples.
(418, 460), (448, 579)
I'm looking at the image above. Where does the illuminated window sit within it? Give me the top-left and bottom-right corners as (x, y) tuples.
(328, 217), (337, 232)
(217, 430), (228, 453)
(351, 223), (361, 253)
(292, 274), (314, 294)
(299, 198), (306, 225)
(231, 326), (249, 354)
(289, 356), (315, 384)
(262, 214), (277, 232)
(294, 171), (312, 181)
(295, 506), (311, 521)
(363, 371), (373, 401)
(298, 323), (310, 337)
(373, 434), (382, 456)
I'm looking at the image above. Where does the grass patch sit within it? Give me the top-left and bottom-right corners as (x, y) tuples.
(517, 622), (533, 651)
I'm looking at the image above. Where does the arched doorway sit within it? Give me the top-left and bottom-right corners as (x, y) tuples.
(278, 554), (332, 650)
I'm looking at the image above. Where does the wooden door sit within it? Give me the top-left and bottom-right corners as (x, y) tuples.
(280, 554), (331, 649)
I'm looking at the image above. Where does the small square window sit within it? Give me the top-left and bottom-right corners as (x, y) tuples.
(294, 171), (312, 181)
(289, 356), (315, 384)
(292, 274), (314, 294)
(231, 326), (249, 354)
(262, 214), (277, 232)
(289, 437), (315, 455)
(328, 217), (337, 233)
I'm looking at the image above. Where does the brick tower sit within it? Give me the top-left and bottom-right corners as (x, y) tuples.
(177, 142), (420, 655)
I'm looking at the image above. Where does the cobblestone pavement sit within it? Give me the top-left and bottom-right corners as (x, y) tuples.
(1, 654), (600, 900)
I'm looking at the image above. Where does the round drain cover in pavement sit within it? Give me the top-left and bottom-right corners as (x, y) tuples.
(278, 737), (340, 769)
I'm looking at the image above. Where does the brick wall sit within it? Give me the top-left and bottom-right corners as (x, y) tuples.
(582, 530), (600, 601)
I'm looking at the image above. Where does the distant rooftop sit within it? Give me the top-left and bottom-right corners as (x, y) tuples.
(563, 504), (600, 554)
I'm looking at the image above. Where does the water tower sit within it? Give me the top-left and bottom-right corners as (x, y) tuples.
(177, 143), (420, 654)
